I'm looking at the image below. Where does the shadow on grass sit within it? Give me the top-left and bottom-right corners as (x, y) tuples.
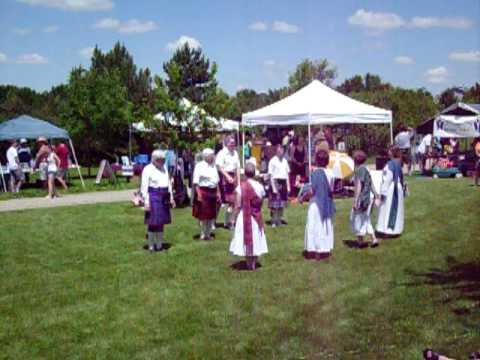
(343, 239), (369, 249)
(142, 243), (172, 251)
(406, 256), (480, 316)
(230, 260), (262, 271)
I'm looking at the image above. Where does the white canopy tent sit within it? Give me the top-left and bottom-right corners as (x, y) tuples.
(241, 80), (393, 172)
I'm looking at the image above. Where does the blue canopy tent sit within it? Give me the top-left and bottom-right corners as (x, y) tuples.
(0, 115), (85, 189)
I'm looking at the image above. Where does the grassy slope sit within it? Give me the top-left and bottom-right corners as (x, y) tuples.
(0, 178), (479, 359)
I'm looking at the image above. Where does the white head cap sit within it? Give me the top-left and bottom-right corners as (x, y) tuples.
(151, 149), (166, 160)
(202, 148), (214, 158)
(20, 138), (28, 144)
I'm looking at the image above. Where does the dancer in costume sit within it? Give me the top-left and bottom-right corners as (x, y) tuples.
(141, 150), (175, 252)
(376, 146), (405, 236)
(303, 150), (336, 260)
(216, 136), (240, 229)
(229, 162), (268, 270)
(192, 148), (221, 240)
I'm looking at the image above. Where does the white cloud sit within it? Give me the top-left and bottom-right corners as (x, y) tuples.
(263, 59), (276, 66)
(248, 21), (267, 31)
(348, 9), (405, 31)
(117, 19), (157, 33)
(93, 17), (120, 29)
(410, 16), (473, 29)
(348, 9), (474, 35)
(0, 53), (7, 63)
(93, 18), (157, 33)
(166, 35), (202, 51)
(79, 47), (95, 59)
(17, 0), (113, 11)
(449, 50), (480, 63)
(13, 27), (31, 35)
(425, 66), (448, 83)
(43, 25), (59, 33)
(394, 56), (414, 65)
(236, 85), (246, 91)
(272, 20), (300, 33)
(16, 53), (48, 64)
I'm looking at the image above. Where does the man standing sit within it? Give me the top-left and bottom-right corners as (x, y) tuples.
(417, 133), (432, 173)
(394, 125), (414, 175)
(6, 139), (24, 193)
(268, 145), (291, 227)
(216, 136), (241, 229)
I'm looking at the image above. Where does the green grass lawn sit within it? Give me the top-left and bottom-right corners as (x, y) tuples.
(0, 168), (139, 201)
(0, 177), (479, 359)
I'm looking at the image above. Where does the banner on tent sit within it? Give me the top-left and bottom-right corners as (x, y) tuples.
(433, 115), (480, 138)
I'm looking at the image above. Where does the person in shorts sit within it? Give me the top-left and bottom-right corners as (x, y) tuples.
(6, 139), (25, 192)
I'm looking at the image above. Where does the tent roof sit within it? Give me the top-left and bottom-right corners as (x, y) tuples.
(442, 102), (480, 115)
(242, 80), (392, 126)
(0, 115), (69, 141)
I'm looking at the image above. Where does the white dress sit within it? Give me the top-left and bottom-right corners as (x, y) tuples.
(376, 164), (404, 235)
(229, 179), (268, 257)
(349, 168), (375, 237)
(304, 168), (335, 253)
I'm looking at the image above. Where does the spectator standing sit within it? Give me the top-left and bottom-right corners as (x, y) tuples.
(394, 125), (414, 175)
(6, 139), (24, 192)
(55, 141), (69, 189)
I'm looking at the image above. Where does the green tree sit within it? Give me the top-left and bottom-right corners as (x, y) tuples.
(337, 75), (365, 94)
(152, 44), (223, 151)
(462, 83), (480, 104)
(288, 58), (337, 92)
(60, 66), (132, 172)
(91, 42), (154, 118)
(437, 87), (463, 109)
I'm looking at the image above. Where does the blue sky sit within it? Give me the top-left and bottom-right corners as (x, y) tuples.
(0, 0), (478, 95)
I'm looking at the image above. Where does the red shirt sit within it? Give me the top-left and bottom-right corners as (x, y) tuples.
(55, 143), (69, 169)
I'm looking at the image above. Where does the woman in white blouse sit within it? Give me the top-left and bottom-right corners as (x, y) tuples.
(268, 145), (291, 227)
(141, 150), (175, 252)
(216, 136), (240, 229)
(192, 148), (221, 240)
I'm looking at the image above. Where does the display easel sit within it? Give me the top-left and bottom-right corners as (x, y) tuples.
(95, 160), (116, 184)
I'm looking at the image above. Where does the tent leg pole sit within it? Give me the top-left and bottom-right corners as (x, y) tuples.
(308, 117), (312, 182)
(69, 139), (85, 189)
(242, 125), (245, 168)
(128, 124), (132, 163)
(0, 163), (6, 192)
(390, 121), (394, 145)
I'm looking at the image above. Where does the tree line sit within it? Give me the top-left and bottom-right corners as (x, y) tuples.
(1, 42), (479, 165)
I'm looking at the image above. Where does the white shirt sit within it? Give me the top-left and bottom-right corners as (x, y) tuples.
(395, 131), (413, 149)
(6, 146), (19, 171)
(215, 147), (240, 173)
(193, 161), (219, 188)
(417, 134), (432, 154)
(268, 156), (290, 180)
(141, 163), (171, 206)
(235, 179), (265, 199)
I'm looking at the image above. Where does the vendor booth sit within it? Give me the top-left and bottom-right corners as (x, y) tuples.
(417, 102), (480, 177)
(0, 115), (85, 190)
(241, 80), (393, 176)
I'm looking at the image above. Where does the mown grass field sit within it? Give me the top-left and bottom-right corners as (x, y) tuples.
(0, 177), (479, 359)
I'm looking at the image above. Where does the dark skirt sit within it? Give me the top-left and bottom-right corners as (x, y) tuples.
(193, 186), (218, 220)
(220, 171), (237, 204)
(144, 187), (171, 227)
(268, 179), (288, 209)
